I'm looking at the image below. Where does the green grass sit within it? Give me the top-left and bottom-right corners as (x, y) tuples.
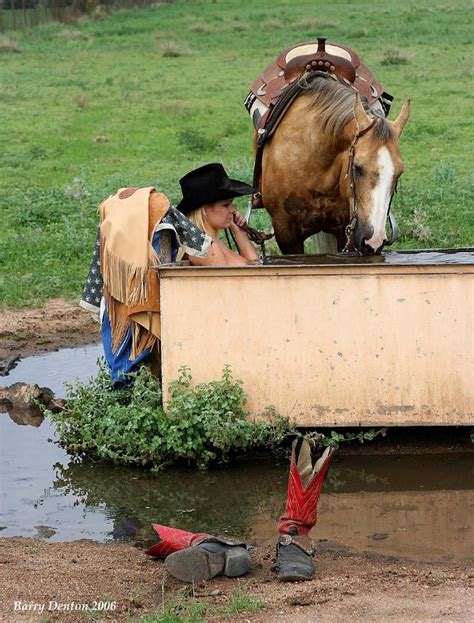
(1, 0), (473, 308)
(132, 597), (207, 623)
(216, 590), (265, 615)
(130, 589), (265, 622)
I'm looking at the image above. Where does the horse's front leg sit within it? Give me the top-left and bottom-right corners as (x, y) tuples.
(271, 213), (305, 255)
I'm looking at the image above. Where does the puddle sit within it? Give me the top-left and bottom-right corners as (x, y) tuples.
(1, 343), (473, 562)
(1, 343), (102, 397)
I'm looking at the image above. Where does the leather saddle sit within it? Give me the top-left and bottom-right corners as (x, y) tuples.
(245, 37), (393, 131)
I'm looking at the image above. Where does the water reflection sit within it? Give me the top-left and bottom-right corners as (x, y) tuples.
(51, 451), (474, 561)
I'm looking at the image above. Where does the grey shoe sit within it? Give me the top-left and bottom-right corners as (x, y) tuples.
(165, 539), (251, 583)
(276, 533), (315, 581)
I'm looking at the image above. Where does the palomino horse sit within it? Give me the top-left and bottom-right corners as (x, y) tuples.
(259, 72), (410, 255)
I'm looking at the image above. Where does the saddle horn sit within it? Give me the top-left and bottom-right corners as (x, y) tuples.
(284, 36), (357, 83)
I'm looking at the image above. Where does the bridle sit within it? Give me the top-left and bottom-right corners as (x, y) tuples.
(342, 117), (398, 254)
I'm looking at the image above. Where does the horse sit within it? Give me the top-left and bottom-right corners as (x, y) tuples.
(258, 72), (410, 255)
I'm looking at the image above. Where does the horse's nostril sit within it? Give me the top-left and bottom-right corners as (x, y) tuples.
(361, 240), (375, 255)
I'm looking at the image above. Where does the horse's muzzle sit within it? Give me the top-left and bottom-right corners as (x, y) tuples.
(353, 226), (379, 255)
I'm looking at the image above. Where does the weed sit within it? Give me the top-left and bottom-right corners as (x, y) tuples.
(218, 590), (265, 614)
(432, 161), (456, 184)
(411, 208), (433, 242)
(160, 42), (192, 58)
(0, 35), (22, 52)
(84, 609), (101, 622)
(226, 20), (249, 32)
(44, 363), (295, 471)
(351, 27), (369, 38)
(263, 19), (282, 29)
(159, 101), (187, 116)
(89, 5), (109, 21)
(301, 428), (388, 449)
(133, 597), (207, 622)
(188, 22), (212, 33)
(129, 585), (143, 608)
(292, 17), (338, 30)
(381, 47), (410, 65)
(75, 93), (90, 109)
(292, 17), (320, 30)
(177, 128), (218, 153)
(56, 29), (87, 39)
(26, 543), (42, 554)
(316, 20), (338, 29)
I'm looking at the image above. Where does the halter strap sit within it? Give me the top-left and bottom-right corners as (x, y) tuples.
(342, 117), (378, 254)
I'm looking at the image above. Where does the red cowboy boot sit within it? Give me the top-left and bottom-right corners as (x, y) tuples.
(276, 439), (334, 581)
(146, 523), (251, 583)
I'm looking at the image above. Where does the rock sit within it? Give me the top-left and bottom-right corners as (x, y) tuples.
(0, 382), (54, 409)
(0, 355), (20, 376)
(34, 525), (56, 539)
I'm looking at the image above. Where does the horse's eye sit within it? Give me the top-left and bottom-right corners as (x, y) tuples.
(354, 163), (365, 176)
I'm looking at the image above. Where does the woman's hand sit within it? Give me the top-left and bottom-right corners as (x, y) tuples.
(227, 209), (258, 262)
(229, 210), (247, 231)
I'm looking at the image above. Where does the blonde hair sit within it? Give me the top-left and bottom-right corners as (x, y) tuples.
(176, 206), (212, 261)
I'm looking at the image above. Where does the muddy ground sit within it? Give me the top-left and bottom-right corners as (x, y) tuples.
(1, 300), (473, 621)
(0, 299), (99, 363)
(0, 537), (472, 623)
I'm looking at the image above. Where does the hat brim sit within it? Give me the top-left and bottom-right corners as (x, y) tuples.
(176, 179), (255, 215)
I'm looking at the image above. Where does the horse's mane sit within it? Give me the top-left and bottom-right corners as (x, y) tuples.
(301, 72), (393, 140)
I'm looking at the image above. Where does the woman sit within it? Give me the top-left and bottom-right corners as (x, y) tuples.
(176, 162), (258, 265)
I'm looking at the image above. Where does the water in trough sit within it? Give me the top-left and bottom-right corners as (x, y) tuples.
(262, 248), (474, 266)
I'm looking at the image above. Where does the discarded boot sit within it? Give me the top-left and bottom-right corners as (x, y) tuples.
(276, 439), (334, 581)
(146, 524), (251, 583)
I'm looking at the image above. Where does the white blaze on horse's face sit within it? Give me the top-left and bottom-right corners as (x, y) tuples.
(364, 146), (395, 253)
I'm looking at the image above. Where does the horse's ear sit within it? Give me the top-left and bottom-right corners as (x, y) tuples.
(392, 99), (411, 136)
(353, 94), (371, 132)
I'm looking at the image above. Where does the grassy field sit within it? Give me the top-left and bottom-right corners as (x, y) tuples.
(1, 0), (472, 308)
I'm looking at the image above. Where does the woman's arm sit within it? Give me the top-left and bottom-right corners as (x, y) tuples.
(188, 211), (258, 267)
(228, 212), (259, 262)
(188, 239), (249, 266)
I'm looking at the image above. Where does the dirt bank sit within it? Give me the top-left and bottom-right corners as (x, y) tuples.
(0, 538), (472, 623)
(0, 299), (99, 362)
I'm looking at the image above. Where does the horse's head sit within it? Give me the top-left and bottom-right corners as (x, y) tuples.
(341, 97), (411, 255)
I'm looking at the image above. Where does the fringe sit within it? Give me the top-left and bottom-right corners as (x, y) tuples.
(100, 240), (159, 308)
(131, 321), (157, 360)
(104, 288), (132, 353)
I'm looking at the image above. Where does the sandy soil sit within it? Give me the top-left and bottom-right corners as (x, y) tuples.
(0, 299), (100, 362)
(0, 538), (472, 623)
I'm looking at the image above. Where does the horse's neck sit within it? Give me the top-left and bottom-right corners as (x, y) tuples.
(300, 106), (355, 194)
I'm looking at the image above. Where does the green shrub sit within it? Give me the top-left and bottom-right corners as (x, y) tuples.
(46, 363), (295, 471)
(177, 128), (218, 154)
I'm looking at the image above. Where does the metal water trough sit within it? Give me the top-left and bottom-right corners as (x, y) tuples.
(158, 249), (473, 427)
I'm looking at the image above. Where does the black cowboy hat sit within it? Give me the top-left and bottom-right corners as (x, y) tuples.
(176, 163), (255, 215)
